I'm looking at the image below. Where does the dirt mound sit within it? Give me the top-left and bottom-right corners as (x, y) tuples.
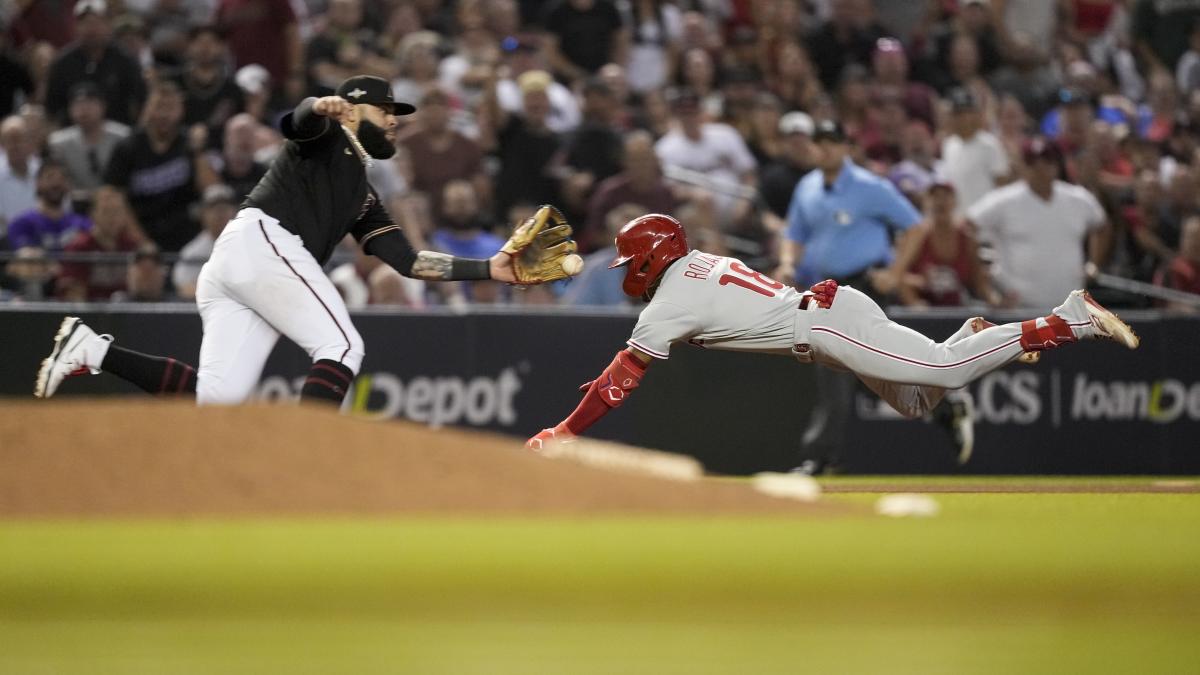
(0, 400), (828, 516)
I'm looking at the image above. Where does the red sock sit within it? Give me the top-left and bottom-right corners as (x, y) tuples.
(1020, 315), (1076, 352)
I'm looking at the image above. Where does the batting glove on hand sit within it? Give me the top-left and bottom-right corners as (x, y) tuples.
(526, 424), (576, 451)
(809, 279), (838, 309)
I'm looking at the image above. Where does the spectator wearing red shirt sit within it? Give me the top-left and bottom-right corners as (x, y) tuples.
(214, 0), (303, 101)
(56, 186), (140, 301)
(896, 180), (999, 308)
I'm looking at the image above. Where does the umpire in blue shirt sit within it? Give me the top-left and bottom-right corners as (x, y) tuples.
(779, 120), (926, 474)
(779, 120), (920, 290)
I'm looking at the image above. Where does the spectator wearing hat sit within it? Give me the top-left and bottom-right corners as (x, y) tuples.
(895, 180), (999, 307)
(180, 25), (244, 134)
(494, 33), (581, 134)
(941, 87), (1011, 215)
(480, 68), (564, 222)
(47, 82), (130, 199)
(56, 185), (141, 301)
(171, 183), (235, 300)
(759, 110), (814, 220)
(0, 115), (40, 239)
(104, 81), (218, 252)
(541, 0), (630, 84)
(584, 130), (679, 252)
(5, 160), (91, 252)
(654, 88), (757, 228)
(43, 0), (146, 127)
(966, 137), (1111, 309)
(215, 0), (303, 102)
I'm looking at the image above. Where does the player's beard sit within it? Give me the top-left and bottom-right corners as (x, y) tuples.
(357, 119), (396, 159)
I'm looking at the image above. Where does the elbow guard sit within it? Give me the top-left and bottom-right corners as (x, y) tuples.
(591, 350), (647, 408)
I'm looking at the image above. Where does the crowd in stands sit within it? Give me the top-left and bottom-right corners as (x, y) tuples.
(1, 0), (1199, 311)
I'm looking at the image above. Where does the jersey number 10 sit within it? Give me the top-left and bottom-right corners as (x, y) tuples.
(718, 261), (785, 298)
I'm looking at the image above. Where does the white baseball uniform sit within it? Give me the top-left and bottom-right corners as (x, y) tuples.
(627, 251), (1084, 418)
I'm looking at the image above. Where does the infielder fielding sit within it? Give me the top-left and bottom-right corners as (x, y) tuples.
(36, 76), (578, 404)
(526, 213), (1138, 451)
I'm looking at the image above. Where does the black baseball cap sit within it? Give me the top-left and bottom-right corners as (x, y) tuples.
(812, 119), (847, 144)
(948, 87), (978, 112)
(336, 76), (416, 116)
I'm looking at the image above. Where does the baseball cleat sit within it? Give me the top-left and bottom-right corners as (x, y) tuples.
(932, 390), (975, 465)
(971, 317), (1039, 364)
(34, 317), (111, 398)
(1073, 290), (1139, 349)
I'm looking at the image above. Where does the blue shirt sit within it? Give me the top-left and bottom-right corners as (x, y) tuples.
(431, 229), (505, 260)
(6, 209), (92, 250)
(561, 247), (629, 307)
(785, 159), (921, 284)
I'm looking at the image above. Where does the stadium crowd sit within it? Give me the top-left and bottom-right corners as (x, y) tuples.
(1, 0), (1199, 310)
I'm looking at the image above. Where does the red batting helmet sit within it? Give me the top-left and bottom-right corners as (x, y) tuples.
(609, 213), (689, 298)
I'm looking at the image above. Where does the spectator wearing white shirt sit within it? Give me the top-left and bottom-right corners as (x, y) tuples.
(966, 137), (1111, 309)
(940, 87), (1010, 215)
(0, 115), (40, 240)
(654, 89), (757, 227)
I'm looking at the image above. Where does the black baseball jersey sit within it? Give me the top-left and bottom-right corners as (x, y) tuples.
(243, 97), (407, 265)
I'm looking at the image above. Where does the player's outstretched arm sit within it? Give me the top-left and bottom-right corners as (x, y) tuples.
(526, 348), (652, 450)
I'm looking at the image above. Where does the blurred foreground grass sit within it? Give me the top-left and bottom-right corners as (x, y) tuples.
(1, 481), (1198, 675)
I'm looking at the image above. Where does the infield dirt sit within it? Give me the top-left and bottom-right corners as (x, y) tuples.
(0, 400), (834, 517)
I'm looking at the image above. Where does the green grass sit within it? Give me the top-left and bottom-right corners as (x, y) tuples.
(1, 480), (1198, 674)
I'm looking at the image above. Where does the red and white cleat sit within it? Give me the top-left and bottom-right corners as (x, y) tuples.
(1073, 290), (1139, 349)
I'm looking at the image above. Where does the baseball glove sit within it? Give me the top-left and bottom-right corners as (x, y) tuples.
(501, 204), (580, 284)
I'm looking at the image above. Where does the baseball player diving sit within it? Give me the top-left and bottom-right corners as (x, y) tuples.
(35, 76), (578, 404)
(526, 213), (1139, 452)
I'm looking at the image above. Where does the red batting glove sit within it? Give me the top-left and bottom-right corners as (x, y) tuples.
(809, 279), (838, 308)
(526, 423), (576, 451)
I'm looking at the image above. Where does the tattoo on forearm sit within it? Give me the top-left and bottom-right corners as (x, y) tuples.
(412, 251), (454, 280)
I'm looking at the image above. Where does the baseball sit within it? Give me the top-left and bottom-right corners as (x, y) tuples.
(561, 254), (584, 276)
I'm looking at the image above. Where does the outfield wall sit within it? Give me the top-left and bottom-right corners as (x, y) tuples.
(3, 306), (1196, 475)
